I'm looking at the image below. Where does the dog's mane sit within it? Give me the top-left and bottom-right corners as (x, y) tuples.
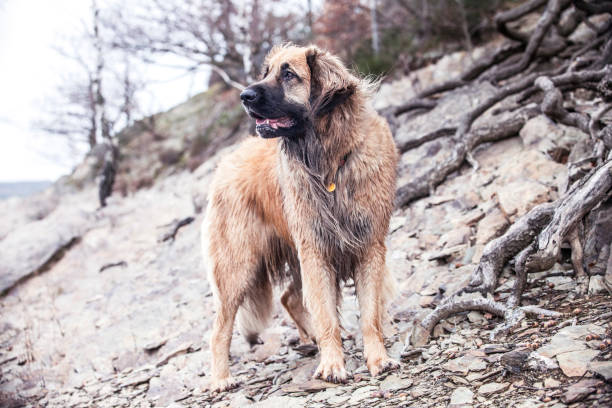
(279, 56), (377, 282)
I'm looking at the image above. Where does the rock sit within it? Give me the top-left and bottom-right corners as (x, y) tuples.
(155, 342), (193, 367)
(589, 360), (612, 381)
(562, 378), (602, 403)
(250, 395), (308, 408)
(439, 226), (471, 248)
(527, 352), (559, 372)
(519, 115), (558, 152)
(467, 311), (485, 324)
(389, 216), (407, 233)
(347, 385), (379, 404)
(556, 349), (599, 377)
(0, 203), (93, 295)
(588, 275), (607, 294)
(426, 244), (467, 262)
(544, 377), (561, 388)
(443, 355), (487, 375)
(379, 374), (412, 392)
(536, 324), (605, 358)
(545, 276), (576, 291)
(477, 382), (509, 396)
(282, 380), (336, 394)
(475, 207), (509, 244)
(497, 180), (551, 218)
(499, 349), (531, 374)
(449, 386), (473, 406)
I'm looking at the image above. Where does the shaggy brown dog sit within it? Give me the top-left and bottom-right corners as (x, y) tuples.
(202, 44), (399, 392)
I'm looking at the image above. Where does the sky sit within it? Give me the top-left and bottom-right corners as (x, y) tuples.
(0, 0), (209, 182)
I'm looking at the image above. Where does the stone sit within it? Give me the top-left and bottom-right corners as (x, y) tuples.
(557, 349), (599, 377)
(562, 379), (602, 403)
(449, 387), (473, 406)
(475, 207), (509, 244)
(250, 396), (308, 408)
(426, 244), (467, 261)
(544, 377), (561, 388)
(443, 355), (487, 375)
(389, 216), (407, 233)
(0, 203), (93, 295)
(519, 115), (559, 152)
(477, 382), (509, 396)
(588, 275), (607, 294)
(348, 385), (379, 404)
(439, 226), (471, 248)
(545, 276), (576, 291)
(467, 311), (485, 324)
(527, 352), (558, 372)
(536, 324), (605, 358)
(379, 374), (412, 392)
(497, 180), (551, 218)
(589, 360), (612, 381)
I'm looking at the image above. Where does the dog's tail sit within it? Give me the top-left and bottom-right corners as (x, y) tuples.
(236, 282), (274, 346)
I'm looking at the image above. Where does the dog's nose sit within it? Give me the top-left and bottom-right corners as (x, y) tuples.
(240, 88), (259, 103)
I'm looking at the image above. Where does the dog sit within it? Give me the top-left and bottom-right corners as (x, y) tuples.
(201, 44), (399, 392)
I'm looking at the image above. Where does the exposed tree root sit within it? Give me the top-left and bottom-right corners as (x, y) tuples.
(394, 43), (524, 117)
(395, 96), (538, 207)
(492, 0), (570, 82)
(495, 0), (548, 43)
(409, 160), (612, 347)
(398, 0), (612, 349)
(464, 203), (555, 296)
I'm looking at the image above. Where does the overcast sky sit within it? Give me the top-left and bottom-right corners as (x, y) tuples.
(0, 0), (209, 182)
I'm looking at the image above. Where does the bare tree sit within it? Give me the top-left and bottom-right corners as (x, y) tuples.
(102, 0), (308, 88)
(370, 0), (380, 56)
(37, 0), (142, 206)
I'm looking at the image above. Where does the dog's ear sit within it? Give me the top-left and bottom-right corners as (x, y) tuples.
(306, 46), (358, 117)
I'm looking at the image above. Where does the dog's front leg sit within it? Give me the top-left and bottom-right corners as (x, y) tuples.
(299, 246), (347, 383)
(355, 242), (400, 376)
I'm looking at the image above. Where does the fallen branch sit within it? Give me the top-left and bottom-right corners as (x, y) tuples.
(159, 216), (195, 242)
(99, 261), (127, 273)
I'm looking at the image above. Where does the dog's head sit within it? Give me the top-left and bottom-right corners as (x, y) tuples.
(240, 44), (360, 139)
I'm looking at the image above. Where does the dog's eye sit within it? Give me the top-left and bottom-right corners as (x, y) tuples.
(282, 70), (296, 81)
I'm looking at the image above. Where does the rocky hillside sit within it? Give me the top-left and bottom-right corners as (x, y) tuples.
(2, 16), (612, 408)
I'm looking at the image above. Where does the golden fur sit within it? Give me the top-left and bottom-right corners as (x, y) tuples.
(202, 44), (399, 391)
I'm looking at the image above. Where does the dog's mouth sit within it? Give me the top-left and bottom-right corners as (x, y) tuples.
(254, 116), (294, 130)
(248, 109), (297, 138)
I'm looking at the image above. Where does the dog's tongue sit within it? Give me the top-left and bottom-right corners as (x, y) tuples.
(255, 117), (292, 129)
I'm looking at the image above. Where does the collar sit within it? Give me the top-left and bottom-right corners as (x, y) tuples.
(327, 152), (351, 192)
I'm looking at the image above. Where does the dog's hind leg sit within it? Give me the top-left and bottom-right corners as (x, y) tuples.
(354, 241), (400, 377)
(204, 214), (268, 392)
(281, 281), (314, 344)
(209, 279), (241, 392)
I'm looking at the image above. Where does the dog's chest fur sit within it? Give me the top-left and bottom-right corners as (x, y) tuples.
(278, 148), (372, 280)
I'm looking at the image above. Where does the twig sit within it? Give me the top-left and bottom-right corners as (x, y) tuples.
(159, 216), (196, 242)
(99, 261), (127, 272)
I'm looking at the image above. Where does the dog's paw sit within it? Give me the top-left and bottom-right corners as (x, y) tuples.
(210, 376), (240, 393)
(367, 357), (400, 377)
(313, 359), (349, 384)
